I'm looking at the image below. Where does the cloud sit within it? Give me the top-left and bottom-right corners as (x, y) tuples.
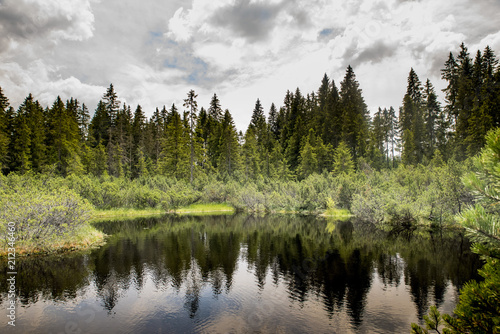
(210, 0), (285, 42)
(1, 0), (499, 132)
(0, 0), (94, 53)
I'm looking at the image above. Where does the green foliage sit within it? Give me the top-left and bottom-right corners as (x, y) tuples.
(0, 175), (96, 252)
(460, 127), (500, 258)
(411, 260), (500, 333)
(412, 127), (500, 334)
(332, 141), (354, 175)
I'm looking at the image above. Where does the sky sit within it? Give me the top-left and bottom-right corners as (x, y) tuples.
(0, 0), (499, 131)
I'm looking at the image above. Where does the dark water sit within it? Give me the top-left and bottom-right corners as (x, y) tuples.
(0, 214), (481, 333)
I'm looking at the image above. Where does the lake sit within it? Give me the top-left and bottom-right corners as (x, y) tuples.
(0, 214), (481, 333)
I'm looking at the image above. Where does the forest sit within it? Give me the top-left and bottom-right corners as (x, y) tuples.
(0, 43), (499, 180)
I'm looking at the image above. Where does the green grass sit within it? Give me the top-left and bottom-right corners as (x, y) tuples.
(175, 203), (235, 214)
(322, 207), (352, 219)
(91, 208), (166, 221)
(91, 203), (235, 221)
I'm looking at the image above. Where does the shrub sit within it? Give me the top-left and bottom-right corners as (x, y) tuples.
(0, 186), (94, 252)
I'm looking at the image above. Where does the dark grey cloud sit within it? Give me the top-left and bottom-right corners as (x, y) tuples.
(210, 0), (283, 42)
(343, 41), (396, 68)
(209, 0), (310, 43)
(0, 0), (94, 55)
(0, 1), (66, 48)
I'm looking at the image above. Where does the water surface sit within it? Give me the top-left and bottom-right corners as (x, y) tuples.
(0, 214), (481, 333)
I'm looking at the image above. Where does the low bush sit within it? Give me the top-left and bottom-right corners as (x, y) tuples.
(0, 180), (98, 253)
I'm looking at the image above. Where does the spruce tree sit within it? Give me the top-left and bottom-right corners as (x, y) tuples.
(183, 90), (198, 184)
(441, 51), (459, 130)
(242, 127), (260, 180)
(400, 69), (425, 164)
(89, 100), (110, 147)
(160, 106), (189, 179)
(249, 98), (266, 144)
(218, 109), (240, 176)
(46, 96), (81, 175)
(332, 141), (354, 175)
(423, 79), (441, 159)
(131, 104), (146, 177)
(298, 129), (318, 179)
(268, 103), (279, 140)
(10, 97), (32, 173)
(339, 65), (369, 161)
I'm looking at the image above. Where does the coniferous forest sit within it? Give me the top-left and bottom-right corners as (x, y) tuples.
(1, 43), (499, 179)
(1, 42), (500, 332)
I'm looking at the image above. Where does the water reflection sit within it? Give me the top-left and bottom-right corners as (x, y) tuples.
(0, 214), (482, 333)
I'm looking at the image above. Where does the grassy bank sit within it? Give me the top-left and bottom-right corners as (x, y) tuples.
(91, 203), (235, 221)
(91, 208), (166, 221)
(175, 203), (235, 214)
(0, 225), (106, 257)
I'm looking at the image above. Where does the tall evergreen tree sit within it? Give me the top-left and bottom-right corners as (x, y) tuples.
(183, 90), (198, 184)
(89, 100), (110, 147)
(10, 95), (35, 173)
(242, 127), (261, 180)
(423, 79), (441, 159)
(298, 129), (319, 179)
(249, 98), (266, 144)
(441, 51), (459, 130)
(400, 68), (425, 164)
(339, 65), (369, 161)
(160, 106), (189, 179)
(268, 103), (279, 140)
(46, 96), (81, 175)
(131, 104), (147, 178)
(78, 103), (90, 142)
(218, 109), (240, 176)
(324, 78), (341, 147)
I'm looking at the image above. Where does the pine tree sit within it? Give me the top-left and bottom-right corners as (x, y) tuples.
(10, 96), (33, 173)
(131, 104), (146, 177)
(183, 90), (198, 184)
(268, 103), (279, 140)
(332, 141), (354, 175)
(298, 129), (318, 179)
(242, 127), (260, 180)
(114, 103), (133, 177)
(249, 98), (266, 144)
(455, 43), (474, 158)
(46, 96), (81, 175)
(285, 88), (306, 171)
(412, 128), (500, 334)
(78, 103), (90, 142)
(218, 109), (240, 176)
(89, 100), (110, 147)
(103, 84), (120, 128)
(423, 79), (441, 159)
(160, 106), (189, 179)
(150, 107), (164, 166)
(441, 51), (459, 131)
(400, 69), (425, 164)
(339, 65), (369, 161)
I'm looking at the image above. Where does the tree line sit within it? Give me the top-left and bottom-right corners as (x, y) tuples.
(0, 42), (498, 181)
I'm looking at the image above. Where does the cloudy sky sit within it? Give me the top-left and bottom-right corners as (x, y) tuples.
(1, 0), (499, 130)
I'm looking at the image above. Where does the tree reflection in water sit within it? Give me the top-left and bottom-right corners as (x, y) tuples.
(0, 214), (482, 332)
